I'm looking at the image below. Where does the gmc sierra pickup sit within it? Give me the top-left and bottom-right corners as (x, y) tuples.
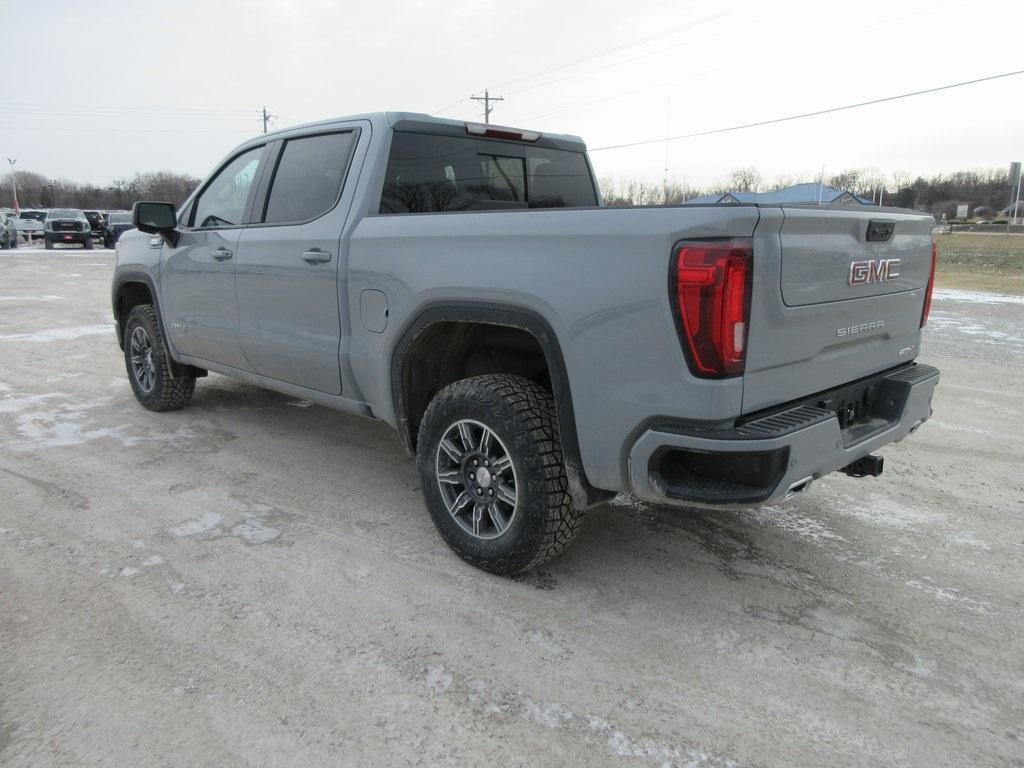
(112, 112), (939, 574)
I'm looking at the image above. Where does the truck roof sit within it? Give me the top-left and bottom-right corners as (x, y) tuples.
(251, 112), (587, 152)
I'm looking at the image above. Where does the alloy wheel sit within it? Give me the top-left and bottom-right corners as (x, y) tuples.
(129, 326), (157, 394)
(435, 418), (518, 540)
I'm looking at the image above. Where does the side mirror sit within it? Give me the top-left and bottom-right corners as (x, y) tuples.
(132, 201), (178, 245)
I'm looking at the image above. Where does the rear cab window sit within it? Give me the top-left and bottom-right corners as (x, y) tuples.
(380, 131), (597, 214)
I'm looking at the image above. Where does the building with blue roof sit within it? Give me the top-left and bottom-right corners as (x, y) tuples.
(686, 182), (874, 205)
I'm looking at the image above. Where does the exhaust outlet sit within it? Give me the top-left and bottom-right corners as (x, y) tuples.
(842, 454), (884, 478)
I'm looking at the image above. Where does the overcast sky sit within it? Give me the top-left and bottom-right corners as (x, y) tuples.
(3, 0), (1022, 189)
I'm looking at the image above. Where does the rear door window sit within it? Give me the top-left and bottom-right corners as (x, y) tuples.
(262, 131), (357, 224)
(380, 132), (596, 213)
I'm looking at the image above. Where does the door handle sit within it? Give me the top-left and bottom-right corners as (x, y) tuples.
(211, 247), (233, 261)
(302, 249), (332, 264)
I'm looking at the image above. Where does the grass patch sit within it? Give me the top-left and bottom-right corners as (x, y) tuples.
(934, 233), (1024, 295)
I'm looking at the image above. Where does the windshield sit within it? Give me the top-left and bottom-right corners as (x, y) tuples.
(49, 209), (82, 218)
(108, 213), (132, 224)
(20, 211), (46, 221)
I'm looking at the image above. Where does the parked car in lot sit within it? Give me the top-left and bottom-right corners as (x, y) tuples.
(44, 208), (94, 249)
(103, 211), (134, 248)
(112, 112), (940, 574)
(0, 211), (18, 248)
(84, 210), (106, 240)
(15, 210), (46, 239)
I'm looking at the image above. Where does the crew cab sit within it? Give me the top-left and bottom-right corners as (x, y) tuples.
(112, 112), (939, 574)
(44, 209), (94, 249)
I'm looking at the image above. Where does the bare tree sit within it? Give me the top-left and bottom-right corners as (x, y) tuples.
(727, 166), (763, 193)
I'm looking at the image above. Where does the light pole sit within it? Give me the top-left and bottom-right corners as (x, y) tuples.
(6, 158), (18, 212)
(1011, 169), (1019, 227)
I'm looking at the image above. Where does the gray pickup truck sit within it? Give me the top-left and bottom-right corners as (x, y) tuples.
(112, 112), (939, 574)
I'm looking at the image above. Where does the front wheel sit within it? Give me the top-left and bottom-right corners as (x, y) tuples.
(123, 304), (195, 411)
(83, 237), (94, 250)
(44, 237), (53, 250)
(416, 374), (582, 575)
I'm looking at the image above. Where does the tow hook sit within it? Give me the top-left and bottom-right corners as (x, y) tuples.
(842, 454), (884, 478)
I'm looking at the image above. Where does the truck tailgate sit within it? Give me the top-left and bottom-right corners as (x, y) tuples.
(743, 206), (935, 414)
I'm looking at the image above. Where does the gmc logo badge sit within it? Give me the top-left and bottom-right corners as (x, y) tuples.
(849, 258), (900, 286)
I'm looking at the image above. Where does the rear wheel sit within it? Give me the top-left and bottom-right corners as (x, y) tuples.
(123, 304), (195, 411)
(416, 374), (582, 575)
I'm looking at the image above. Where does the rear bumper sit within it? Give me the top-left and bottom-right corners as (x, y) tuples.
(628, 363), (939, 506)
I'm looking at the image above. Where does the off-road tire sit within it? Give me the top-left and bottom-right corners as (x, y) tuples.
(417, 374), (582, 575)
(123, 304), (195, 411)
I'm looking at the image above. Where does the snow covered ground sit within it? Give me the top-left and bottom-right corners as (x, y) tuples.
(1, 249), (1022, 768)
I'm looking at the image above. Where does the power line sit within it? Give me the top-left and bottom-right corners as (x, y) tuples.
(493, 8), (733, 91)
(516, 0), (974, 125)
(0, 124), (255, 134)
(0, 101), (254, 116)
(434, 10), (731, 116)
(434, 97), (470, 115)
(451, 0), (824, 110)
(521, 65), (725, 123)
(508, 28), (724, 99)
(1, 109), (259, 123)
(435, 0), (958, 121)
(589, 69), (1024, 153)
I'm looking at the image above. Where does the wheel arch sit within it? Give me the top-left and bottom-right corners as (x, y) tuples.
(112, 271), (160, 350)
(112, 271), (204, 380)
(390, 301), (610, 509)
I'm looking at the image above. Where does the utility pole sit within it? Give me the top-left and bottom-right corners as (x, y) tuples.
(261, 106), (277, 134)
(6, 158), (17, 213)
(470, 89), (504, 124)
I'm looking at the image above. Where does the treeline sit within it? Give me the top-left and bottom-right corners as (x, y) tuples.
(600, 167), (1017, 216)
(7, 166), (1017, 217)
(8, 170), (201, 211)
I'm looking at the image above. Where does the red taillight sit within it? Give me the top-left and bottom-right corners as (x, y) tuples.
(672, 238), (752, 377)
(465, 122), (541, 142)
(921, 241), (937, 327)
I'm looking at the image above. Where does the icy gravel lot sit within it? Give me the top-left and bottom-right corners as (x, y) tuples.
(1, 249), (1022, 768)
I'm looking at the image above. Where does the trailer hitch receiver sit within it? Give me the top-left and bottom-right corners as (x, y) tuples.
(842, 454), (884, 478)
